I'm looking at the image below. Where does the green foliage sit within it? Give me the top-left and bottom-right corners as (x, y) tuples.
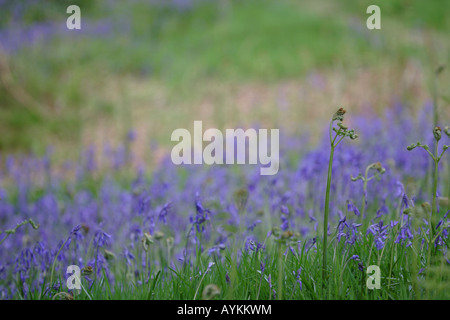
(340, 0), (450, 31)
(29, 233), (450, 300)
(2, 0), (446, 151)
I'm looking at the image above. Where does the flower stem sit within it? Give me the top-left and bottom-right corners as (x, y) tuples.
(0, 219), (39, 246)
(277, 242), (283, 300)
(322, 143), (335, 292)
(431, 141), (439, 241)
(360, 166), (371, 226)
(49, 236), (71, 289)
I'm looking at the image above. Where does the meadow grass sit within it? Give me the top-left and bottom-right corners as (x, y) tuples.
(1, 105), (449, 300)
(1, 0), (449, 154)
(18, 221), (450, 300)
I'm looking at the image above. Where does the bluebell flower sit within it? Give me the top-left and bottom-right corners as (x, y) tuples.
(295, 268), (302, 290)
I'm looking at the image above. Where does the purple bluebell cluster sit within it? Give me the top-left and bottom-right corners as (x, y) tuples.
(0, 103), (449, 299)
(0, 0), (121, 54)
(0, 0), (203, 54)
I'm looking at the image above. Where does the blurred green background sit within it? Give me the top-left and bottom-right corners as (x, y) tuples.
(0, 0), (449, 161)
